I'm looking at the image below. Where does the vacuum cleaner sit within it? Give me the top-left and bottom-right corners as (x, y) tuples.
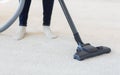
(58, 0), (111, 61)
(0, 0), (25, 32)
(0, 0), (111, 61)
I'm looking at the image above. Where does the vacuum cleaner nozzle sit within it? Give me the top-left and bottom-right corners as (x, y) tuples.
(74, 44), (111, 61)
(58, 0), (111, 61)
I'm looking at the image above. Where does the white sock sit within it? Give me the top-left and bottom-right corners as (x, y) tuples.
(43, 26), (57, 39)
(16, 26), (26, 40)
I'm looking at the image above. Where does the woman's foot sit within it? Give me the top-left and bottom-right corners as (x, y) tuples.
(43, 26), (57, 39)
(16, 26), (26, 40)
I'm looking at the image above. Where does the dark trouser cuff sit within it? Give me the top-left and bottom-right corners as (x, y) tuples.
(43, 24), (50, 26)
(19, 24), (27, 26)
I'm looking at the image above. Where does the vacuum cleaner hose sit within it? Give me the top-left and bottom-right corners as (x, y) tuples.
(0, 0), (25, 32)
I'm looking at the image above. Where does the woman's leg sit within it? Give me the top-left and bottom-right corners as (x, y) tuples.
(16, 0), (31, 40)
(43, 0), (54, 26)
(42, 0), (57, 39)
(19, 0), (31, 26)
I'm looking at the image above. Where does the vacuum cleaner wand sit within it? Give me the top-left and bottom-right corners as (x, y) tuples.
(58, 0), (84, 45)
(58, 0), (111, 61)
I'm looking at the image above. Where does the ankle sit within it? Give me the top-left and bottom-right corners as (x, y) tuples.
(19, 26), (26, 30)
(43, 26), (51, 30)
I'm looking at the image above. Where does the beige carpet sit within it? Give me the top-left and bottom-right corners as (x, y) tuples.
(0, 0), (120, 75)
